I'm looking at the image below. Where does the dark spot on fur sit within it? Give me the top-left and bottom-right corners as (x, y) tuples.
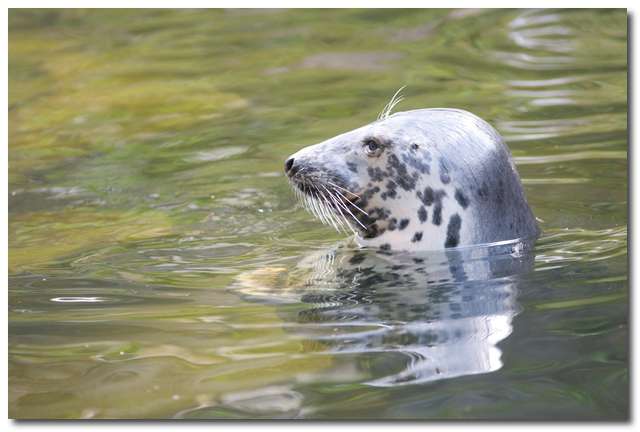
(399, 218), (409, 230)
(476, 181), (489, 201)
(434, 194), (446, 225)
(417, 187), (434, 205)
(346, 162), (358, 173)
(411, 232), (423, 243)
(432, 206), (442, 226)
(366, 223), (384, 239)
(439, 159), (451, 184)
(348, 253), (366, 265)
(417, 187), (446, 226)
(418, 206), (428, 223)
(401, 151), (430, 175)
(367, 167), (387, 182)
(387, 218), (397, 231)
(379, 243), (391, 251)
(413, 258), (424, 264)
(369, 207), (390, 221)
(388, 153), (419, 191)
(496, 178), (505, 206)
(445, 213), (462, 248)
(454, 188), (469, 209)
(360, 216), (386, 239)
(381, 180), (397, 200)
(358, 185), (381, 208)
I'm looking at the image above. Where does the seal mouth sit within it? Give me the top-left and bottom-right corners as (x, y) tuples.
(287, 172), (369, 234)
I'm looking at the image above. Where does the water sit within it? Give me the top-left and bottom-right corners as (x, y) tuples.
(8, 9), (628, 419)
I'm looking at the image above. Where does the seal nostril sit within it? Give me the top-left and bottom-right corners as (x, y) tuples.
(285, 157), (295, 173)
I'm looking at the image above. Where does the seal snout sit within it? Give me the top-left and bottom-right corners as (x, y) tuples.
(284, 155), (315, 194)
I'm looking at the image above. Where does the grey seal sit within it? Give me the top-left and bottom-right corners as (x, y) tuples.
(284, 104), (539, 251)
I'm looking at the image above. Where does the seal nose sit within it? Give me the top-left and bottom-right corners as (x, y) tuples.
(284, 157), (295, 175)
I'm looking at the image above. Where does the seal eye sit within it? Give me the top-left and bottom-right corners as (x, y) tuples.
(363, 139), (383, 157)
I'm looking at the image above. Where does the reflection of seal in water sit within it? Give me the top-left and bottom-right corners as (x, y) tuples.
(284, 95), (539, 251)
(232, 241), (534, 386)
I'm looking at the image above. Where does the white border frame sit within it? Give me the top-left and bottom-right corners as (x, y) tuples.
(2, 2), (634, 430)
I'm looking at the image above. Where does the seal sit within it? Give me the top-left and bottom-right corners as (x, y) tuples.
(284, 98), (539, 252)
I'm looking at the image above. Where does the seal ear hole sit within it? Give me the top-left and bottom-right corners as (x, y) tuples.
(363, 138), (384, 158)
(411, 143), (419, 150)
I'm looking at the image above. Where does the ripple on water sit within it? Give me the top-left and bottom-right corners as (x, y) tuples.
(184, 146), (249, 163)
(50, 297), (109, 303)
(299, 51), (404, 71)
(180, 385), (304, 419)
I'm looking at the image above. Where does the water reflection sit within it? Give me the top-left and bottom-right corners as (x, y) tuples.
(509, 10), (574, 53)
(234, 240), (534, 386)
(501, 9), (578, 111)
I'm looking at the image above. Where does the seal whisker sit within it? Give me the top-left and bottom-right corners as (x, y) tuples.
(378, 85), (406, 121)
(315, 190), (335, 229)
(325, 189), (352, 234)
(323, 185), (367, 232)
(286, 161), (363, 231)
(292, 185), (303, 208)
(317, 186), (349, 233)
(305, 193), (320, 223)
(310, 191), (330, 227)
(325, 181), (369, 217)
(328, 190), (356, 234)
(326, 181), (361, 199)
(312, 187), (332, 225)
(345, 200), (369, 217)
(289, 168), (348, 233)
(302, 193), (311, 214)
(312, 188), (339, 231)
(334, 198), (361, 234)
(321, 185), (359, 234)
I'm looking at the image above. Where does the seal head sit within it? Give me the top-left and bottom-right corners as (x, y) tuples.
(285, 108), (539, 251)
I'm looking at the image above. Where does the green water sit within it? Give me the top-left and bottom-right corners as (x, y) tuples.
(8, 9), (628, 419)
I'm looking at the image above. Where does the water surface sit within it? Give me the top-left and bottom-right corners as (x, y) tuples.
(8, 8), (628, 419)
